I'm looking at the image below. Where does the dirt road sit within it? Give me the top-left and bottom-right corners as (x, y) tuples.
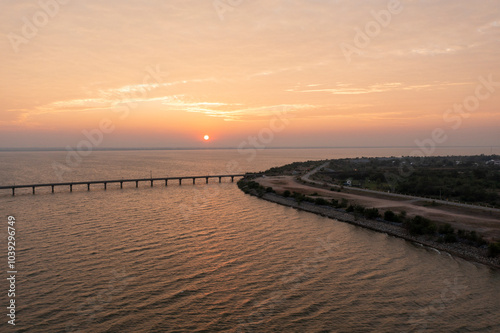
(256, 175), (500, 241)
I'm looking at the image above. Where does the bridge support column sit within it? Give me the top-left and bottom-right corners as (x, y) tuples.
(136, 181), (138, 188)
(206, 177), (209, 184)
(87, 183), (90, 191)
(151, 180), (153, 187)
(120, 182), (123, 189)
(12, 188), (15, 196)
(52, 185), (54, 193)
(219, 177), (222, 183)
(104, 183), (107, 190)
(231, 176), (234, 182)
(165, 179), (168, 186)
(32, 186), (35, 195)
(70, 184), (72, 192)
(193, 178), (196, 184)
(179, 179), (182, 185)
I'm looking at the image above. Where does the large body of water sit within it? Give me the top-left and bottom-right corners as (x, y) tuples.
(1, 147), (499, 332)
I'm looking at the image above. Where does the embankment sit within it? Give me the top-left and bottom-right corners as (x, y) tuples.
(243, 188), (500, 270)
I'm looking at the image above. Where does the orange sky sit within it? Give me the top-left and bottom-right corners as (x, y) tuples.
(1, 0), (499, 148)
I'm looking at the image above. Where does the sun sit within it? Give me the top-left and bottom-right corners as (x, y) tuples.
(203, 135), (210, 141)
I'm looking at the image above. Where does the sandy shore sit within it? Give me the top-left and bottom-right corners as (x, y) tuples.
(241, 184), (500, 270)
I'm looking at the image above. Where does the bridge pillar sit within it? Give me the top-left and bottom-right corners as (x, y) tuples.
(231, 176), (234, 182)
(165, 179), (168, 186)
(151, 180), (153, 187)
(52, 185), (54, 193)
(179, 179), (182, 185)
(206, 177), (209, 184)
(70, 184), (72, 192)
(193, 178), (196, 184)
(104, 183), (107, 190)
(87, 183), (90, 191)
(12, 188), (15, 196)
(136, 181), (138, 188)
(120, 182), (123, 189)
(32, 186), (35, 195)
(219, 177), (222, 183)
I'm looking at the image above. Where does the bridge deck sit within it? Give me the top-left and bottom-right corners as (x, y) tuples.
(0, 174), (250, 194)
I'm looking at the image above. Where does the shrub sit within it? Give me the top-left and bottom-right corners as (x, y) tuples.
(340, 198), (348, 208)
(346, 205), (354, 212)
(364, 208), (380, 219)
(384, 210), (399, 222)
(354, 205), (365, 215)
(266, 187), (274, 193)
(438, 223), (454, 235)
(457, 230), (487, 246)
(488, 242), (500, 257)
(292, 192), (305, 204)
(314, 198), (330, 206)
(444, 233), (457, 243)
(247, 181), (260, 189)
(283, 190), (291, 197)
(405, 215), (437, 235)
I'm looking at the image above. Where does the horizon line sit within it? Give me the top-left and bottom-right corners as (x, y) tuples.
(0, 145), (499, 152)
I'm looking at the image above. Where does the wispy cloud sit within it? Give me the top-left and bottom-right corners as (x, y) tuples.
(17, 78), (216, 116)
(1, 0), (499, 147)
(179, 103), (313, 121)
(477, 20), (500, 33)
(287, 82), (402, 95)
(287, 81), (472, 95)
(410, 47), (460, 56)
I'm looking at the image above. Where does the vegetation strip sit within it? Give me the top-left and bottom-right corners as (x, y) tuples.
(238, 156), (500, 269)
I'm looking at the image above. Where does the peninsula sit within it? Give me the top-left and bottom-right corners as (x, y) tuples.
(239, 155), (500, 269)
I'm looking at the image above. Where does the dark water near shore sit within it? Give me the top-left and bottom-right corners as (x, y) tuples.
(0, 148), (499, 332)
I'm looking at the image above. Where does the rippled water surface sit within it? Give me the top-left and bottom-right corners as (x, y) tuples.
(1, 148), (499, 332)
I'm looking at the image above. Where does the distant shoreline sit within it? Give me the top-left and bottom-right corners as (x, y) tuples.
(240, 182), (500, 270)
(1, 145), (498, 152)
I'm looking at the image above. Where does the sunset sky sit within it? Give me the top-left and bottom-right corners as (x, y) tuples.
(1, 0), (499, 149)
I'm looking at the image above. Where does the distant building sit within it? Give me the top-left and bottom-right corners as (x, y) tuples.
(486, 159), (500, 166)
